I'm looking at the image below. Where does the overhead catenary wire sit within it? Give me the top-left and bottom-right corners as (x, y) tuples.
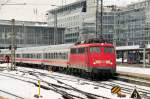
(0, 0), (11, 10)
(0, 3), (61, 6)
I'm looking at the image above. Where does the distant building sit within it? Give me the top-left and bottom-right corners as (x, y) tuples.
(117, 0), (150, 46)
(47, 0), (118, 44)
(0, 20), (65, 49)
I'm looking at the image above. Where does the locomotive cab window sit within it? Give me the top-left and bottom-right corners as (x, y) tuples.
(70, 48), (77, 54)
(104, 47), (114, 53)
(90, 47), (100, 53)
(78, 48), (85, 54)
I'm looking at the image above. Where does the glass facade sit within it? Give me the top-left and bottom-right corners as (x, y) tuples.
(47, 0), (117, 44)
(0, 20), (65, 48)
(117, 0), (150, 46)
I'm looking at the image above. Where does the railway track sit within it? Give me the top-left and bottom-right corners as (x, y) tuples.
(16, 67), (150, 98)
(0, 89), (24, 99)
(115, 75), (150, 87)
(1, 66), (150, 99)
(0, 69), (111, 99)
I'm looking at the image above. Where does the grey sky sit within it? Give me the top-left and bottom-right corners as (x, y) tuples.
(0, 0), (139, 21)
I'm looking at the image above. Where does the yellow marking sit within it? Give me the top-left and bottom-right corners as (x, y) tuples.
(114, 88), (121, 93)
(111, 86), (121, 94)
(38, 80), (40, 97)
(112, 87), (118, 93)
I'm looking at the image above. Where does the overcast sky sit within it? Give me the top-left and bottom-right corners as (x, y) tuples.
(0, 0), (139, 21)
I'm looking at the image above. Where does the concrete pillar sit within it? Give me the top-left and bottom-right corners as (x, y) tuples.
(121, 51), (124, 63)
(148, 52), (150, 65)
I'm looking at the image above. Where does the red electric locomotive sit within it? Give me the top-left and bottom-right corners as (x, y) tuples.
(69, 39), (116, 76)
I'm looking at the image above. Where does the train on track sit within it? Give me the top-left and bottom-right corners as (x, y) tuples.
(0, 38), (116, 77)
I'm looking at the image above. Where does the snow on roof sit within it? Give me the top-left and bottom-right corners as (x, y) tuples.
(116, 45), (140, 51)
(116, 44), (150, 51)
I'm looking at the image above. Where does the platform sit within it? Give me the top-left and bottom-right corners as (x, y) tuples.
(117, 64), (150, 81)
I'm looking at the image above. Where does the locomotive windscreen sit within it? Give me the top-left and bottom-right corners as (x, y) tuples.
(104, 47), (114, 53)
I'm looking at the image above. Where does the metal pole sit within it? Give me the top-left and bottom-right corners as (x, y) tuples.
(11, 19), (16, 70)
(113, 6), (116, 47)
(54, 10), (57, 45)
(96, 0), (103, 39)
(100, 0), (103, 38)
(143, 48), (146, 68)
(96, 0), (99, 37)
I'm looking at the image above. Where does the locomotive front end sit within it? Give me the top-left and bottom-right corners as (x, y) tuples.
(88, 43), (116, 75)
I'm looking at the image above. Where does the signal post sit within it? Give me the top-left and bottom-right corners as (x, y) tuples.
(10, 19), (16, 70)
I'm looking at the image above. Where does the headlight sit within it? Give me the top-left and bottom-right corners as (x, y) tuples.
(106, 60), (112, 64)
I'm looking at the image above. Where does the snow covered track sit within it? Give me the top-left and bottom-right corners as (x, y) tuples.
(116, 75), (150, 87)
(0, 68), (111, 99)
(17, 67), (150, 98)
(17, 68), (112, 99)
(0, 65), (150, 98)
(0, 89), (24, 99)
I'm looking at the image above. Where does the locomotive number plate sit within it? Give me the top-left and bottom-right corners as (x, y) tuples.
(95, 60), (101, 64)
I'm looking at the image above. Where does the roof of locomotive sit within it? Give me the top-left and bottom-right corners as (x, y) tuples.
(71, 43), (114, 48)
(71, 38), (114, 48)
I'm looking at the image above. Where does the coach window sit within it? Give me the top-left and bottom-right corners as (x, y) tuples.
(55, 53), (57, 59)
(35, 54), (37, 59)
(37, 54), (40, 59)
(53, 53), (55, 59)
(44, 53), (46, 59)
(33, 54), (35, 58)
(46, 53), (48, 59)
(54, 53), (56, 59)
(56, 53), (58, 59)
(63, 53), (65, 59)
(31, 54), (33, 58)
(58, 53), (61, 59)
(16, 54), (20, 58)
(26, 54), (28, 58)
(51, 53), (53, 59)
(90, 47), (100, 53)
(28, 54), (29, 58)
(28, 54), (30, 58)
(48, 53), (50, 59)
(29, 54), (31, 58)
(49, 53), (51, 59)
(39, 54), (42, 59)
(47, 53), (49, 59)
(43, 53), (45, 59)
(65, 53), (68, 59)
(22, 54), (24, 58)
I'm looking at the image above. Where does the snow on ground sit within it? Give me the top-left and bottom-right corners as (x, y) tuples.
(0, 71), (63, 99)
(0, 63), (150, 99)
(117, 65), (150, 76)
